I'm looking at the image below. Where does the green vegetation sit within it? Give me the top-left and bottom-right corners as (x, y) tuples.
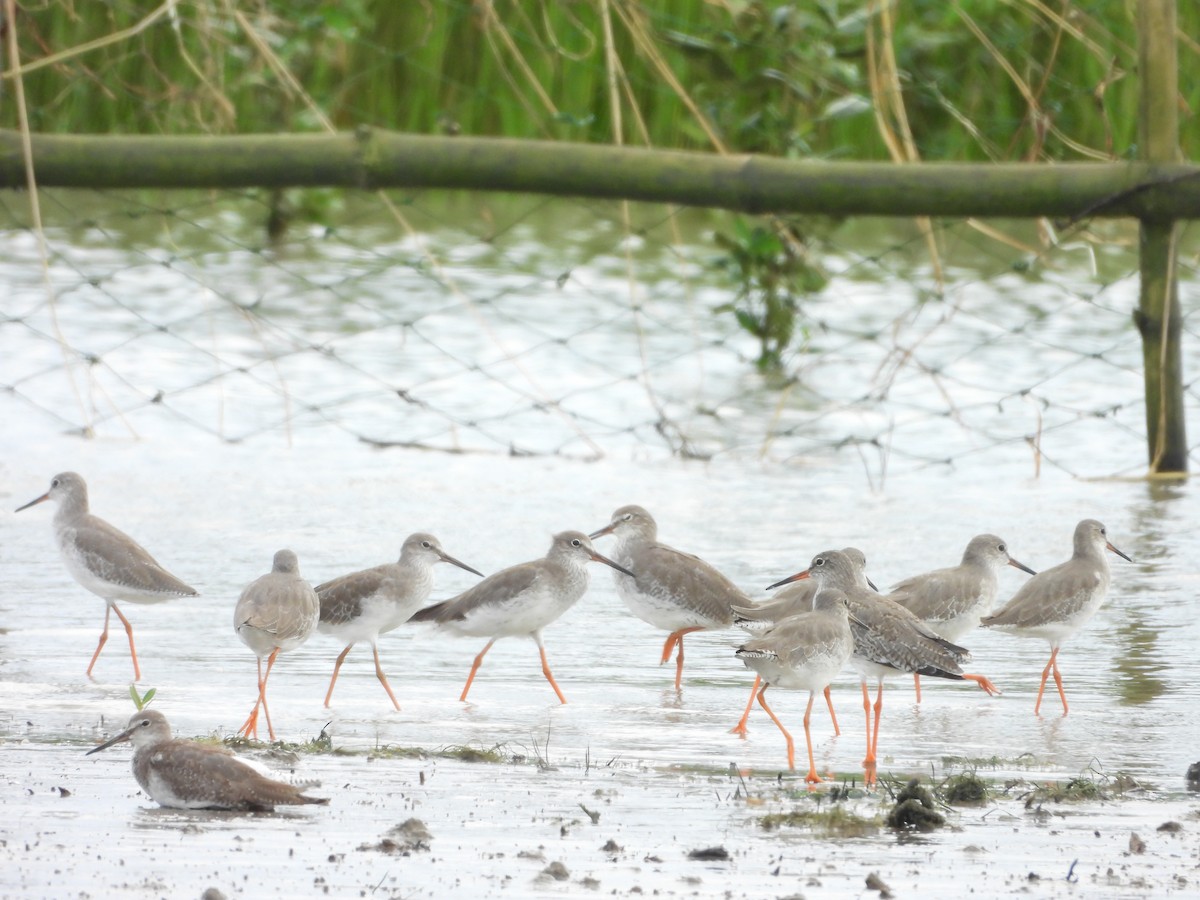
(4, 1), (1196, 162)
(760, 803), (882, 837)
(1023, 770), (1146, 805)
(713, 218), (828, 373)
(127, 685), (156, 711)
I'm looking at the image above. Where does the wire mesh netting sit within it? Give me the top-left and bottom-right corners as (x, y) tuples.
(4, 189), (1197, 480)
(3, 1), (1198, 480)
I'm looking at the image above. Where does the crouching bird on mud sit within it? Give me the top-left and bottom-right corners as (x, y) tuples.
(87, 709), (328, 811)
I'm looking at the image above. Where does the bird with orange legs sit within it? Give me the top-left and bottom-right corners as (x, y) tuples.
(316, 533), (482, 709)
(729, 547), (874, 736)
(982, 519), (1131, 716)
(234, 549), (319, 741)
(410, 532), (633, 704)
(735, 588), (855, 784)
(771, 550), (998, 786)
(16, 472), (198, 682)
(889, 534), (1035, 702)
(589, 505), (744, 692)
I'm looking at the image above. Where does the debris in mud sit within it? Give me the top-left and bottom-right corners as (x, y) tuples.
(539, 861), (570, 881)
(886, 779), (946, 831)
(1157, 821), (1182, 833)
(579, 802), (600, 823)
(687, 846), (729, 861)
(1186, 762), (1200, 788)
(865, 871), (893, 898)
(201, 890), (227, 900)
(601, 839), (622, 854)
(1129, 832), (1146, 854)
(357, 818), (433, 855)
(941, 771), (988, 805)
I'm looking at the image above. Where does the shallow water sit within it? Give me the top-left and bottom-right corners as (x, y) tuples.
(2, 198), (1199, 897)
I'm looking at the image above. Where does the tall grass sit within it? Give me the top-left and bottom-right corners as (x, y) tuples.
(2, 0), (1196, 161)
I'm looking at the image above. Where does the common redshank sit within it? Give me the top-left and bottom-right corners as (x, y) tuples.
(87, 709), (328, 810)
(589, 505), (744, 691)
(735, 588), (855, 783)
(981, 519), (1131, 716)
(234, 549), (320, 741)
(16, 472), (198, 682)
(729, 547), (872, 736)
(771, 549), (997, 786)
(316, 533), (483, 709)
(889, 534), (1035, 701)
(410, 531), (633, 704)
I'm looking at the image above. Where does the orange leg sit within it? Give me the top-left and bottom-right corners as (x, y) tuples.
(372, 642), (400, 710)
(88, 603), (142, 682)
(962, 673), (1002, 697)
(860, 681), (873, 766)
(755, 684), (796, 772)
(240, 649), (280, 741)
(869, 680), (884, 761)
(460, 639), (496, 702)
(87, 605), (112, 680)
(913, 673), (922, 703)
(1034, 647), (1067, 716)
(731, 675), (760, 735)
(823, 685), (840, 736)
(800, 691), (821, 785)
(1050, 657), (1068, 715)
(660, 626), (705, 691)
(324, 644), (354, 708)
(537, 638), (567, 704)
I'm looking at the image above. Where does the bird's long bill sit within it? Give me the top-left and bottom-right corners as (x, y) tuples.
(590, 550), (635, 578)
(1007, 557), (1037, 576)
(1106, 541), (1133, 563)
(587, 523), (616, 540)
(766, 569), (810, 591)
(14, 492), (50, 513)
(439, 552), (485, 578)
(866, 576), (880, 592)
(86, 726), (135, 756)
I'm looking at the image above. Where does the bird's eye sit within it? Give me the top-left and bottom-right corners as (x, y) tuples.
(421, 541), (432, 549)
(622, 514), (632, 522)
(815, 558), (826, 567)
(51, 478), (60, 487)
(998, 544), (1006, 553)
(572, 539), (583, 547)
(141, 719), (150, 728)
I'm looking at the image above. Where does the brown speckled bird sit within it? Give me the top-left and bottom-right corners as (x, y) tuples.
(87, 710), (328, 811)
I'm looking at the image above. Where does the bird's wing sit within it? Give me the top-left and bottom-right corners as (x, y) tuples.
(71, 517), (196, 595)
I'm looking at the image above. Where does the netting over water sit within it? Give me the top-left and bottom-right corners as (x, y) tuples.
(4, 190), (1197, 480)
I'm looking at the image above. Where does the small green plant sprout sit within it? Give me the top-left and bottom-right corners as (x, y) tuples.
(129, 685), (156, 711)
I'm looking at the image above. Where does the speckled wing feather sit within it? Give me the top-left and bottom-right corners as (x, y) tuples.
(69, 516), (197, 595)
(889, 569), (978, 623)
(627, 542), (744, 624)
(237, 576), (319, 642)
(138, 741), (326, 810)
(847, 591), (967, 676)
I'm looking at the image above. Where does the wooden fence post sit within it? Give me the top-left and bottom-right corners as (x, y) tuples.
(1136, 0), (1187, 473)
